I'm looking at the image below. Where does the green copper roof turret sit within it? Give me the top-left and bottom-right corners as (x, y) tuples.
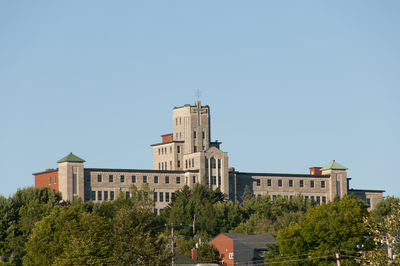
(321, 160), (347, 171)
(57, 152), (85, 163)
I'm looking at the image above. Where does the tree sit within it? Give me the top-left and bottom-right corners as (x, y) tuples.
(363, 198), (400, 265)
(197, 242), (220, 263)
(112, 205), (170, 265)
(2, 187), (61, 264)
(273, 196), (372, 265)
(23, 203), (112, 265)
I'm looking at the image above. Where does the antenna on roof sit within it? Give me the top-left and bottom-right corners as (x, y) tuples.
(195, 89), (202, 101)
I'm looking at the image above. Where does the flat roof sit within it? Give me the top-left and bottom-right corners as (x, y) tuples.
(32, 169), (58, 175)
(151, 140), (184, 147)
(85, 168), (199, 174)
(232, 171), (330, 178)
(348, 188), (385, 193)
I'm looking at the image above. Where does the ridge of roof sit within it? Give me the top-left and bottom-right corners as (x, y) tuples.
(321, 160), (347, 171)
(57, 152), (85, 163)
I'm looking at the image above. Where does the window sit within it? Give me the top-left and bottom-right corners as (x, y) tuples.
(72, 173), (77, 194)
(153, 192), (158, 202)
(162, 162), (164, 170)
(229, 252), (234, 259)
(91, 191), (96, 200)
(256, 179), (261, 186)
(172, 192), (176, 201)
(193, 176), (196, 184)
(170, 161), (172, 170)
(305, 196), (308, 200)
(267, 179), (271, 186)
(54, 176), (57, 184)
(154, 208), (158, 215)
(104, 191), (108, 201)
(109, 175), (113, 182)
(367, 198), (371, 207)
(300, 180), (304, 187)
(158, 162), (160, 170)
(166, 192), (170, 202)
(132, 175), (136, 183)
(218, 176), (221, 186)
(179, 117), (181, 124)
(310, 180), (314, 188)
(49, 176), (52, 184)
(322, 196), (326, 203)
(120, 175), (125, 183)
(176, 176), (180, 184)
(194, 146), (197, 152)
(218, 159), (221, 168)
(158, 148), (160, 155)
(321, 180), (325, 188)
(110, 191), (114, 200)
(154, 176), (158, 183)
(165, 176), (170, 184)
(273, 195), (277, 200)
(316, 196), (320, 204)
(176, 118), (178, 125)
(192, 158), (194, 167)
(98, 191), (102, 201)
(311, 196), (314, 201)
(189, 159), (191, 168)
(143, 176), (147, 183)
(126, 191), (130, 199)
(170, 146), (172, 153)
(278, 179), (282, 187)
(289, 180), (293, 187)
(177, 160), (180, 168)
(202, 130), (205, 139)
(98, 174), (102, 182)
(177, 146), (180, 153)
(290, 195), (293, 200)
(159, 192), (164, 202)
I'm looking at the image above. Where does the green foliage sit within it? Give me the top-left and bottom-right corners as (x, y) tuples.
(241, 185), (254, 202)
(273, 196), (372, 265)
(363, 198), (400, 265)
(1, 187), (61, 264)
(232, 194), (312, 236)
(162, 184), (225, 236)
(112, 205), (170, 265)
(197, 242), (220, 263)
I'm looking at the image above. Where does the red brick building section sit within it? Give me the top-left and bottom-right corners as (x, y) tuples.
(34, 169), (59, 192)
(210, 234), (234, 265)
(210, 233), (276, 265)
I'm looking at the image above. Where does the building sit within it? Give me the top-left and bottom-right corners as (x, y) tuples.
(33, 101), (384, 211)
(209, 233), (276, 266)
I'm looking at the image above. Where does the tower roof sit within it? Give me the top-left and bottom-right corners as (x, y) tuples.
(321, 160), (347, 171)
(57, 152), (85, 163)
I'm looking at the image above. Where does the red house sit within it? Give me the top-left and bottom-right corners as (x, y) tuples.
(210, 233), (276, 265)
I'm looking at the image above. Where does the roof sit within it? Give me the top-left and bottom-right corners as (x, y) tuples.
(232, 171), (330, 178)
(349, 188), (386, 193)
(151, 140), (184, 147)
(85, 168), (199, 174)
(321, 160), (347, 171)
(217, 233), (276, 249)
(57, 152), (85, 163)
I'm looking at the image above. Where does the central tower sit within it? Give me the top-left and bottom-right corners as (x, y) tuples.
(172, 101), (210, 154)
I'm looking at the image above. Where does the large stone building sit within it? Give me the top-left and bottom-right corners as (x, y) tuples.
(34, 101), (384, 211)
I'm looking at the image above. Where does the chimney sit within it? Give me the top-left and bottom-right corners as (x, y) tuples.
(191, 249), (198, 261)
(309, 167), (322, 175)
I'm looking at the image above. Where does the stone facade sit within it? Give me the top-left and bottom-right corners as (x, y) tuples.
(33, 101), (384, 211)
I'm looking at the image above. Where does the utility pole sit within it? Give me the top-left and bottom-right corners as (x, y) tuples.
(171, 223), (175, 266)
(335, 251), (341, 266)
(193, 214), (196, 235)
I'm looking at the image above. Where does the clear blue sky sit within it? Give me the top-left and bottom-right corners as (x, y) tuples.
(0, 1), (399, 198)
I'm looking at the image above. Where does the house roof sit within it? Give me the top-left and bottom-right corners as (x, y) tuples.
(57, 152), (85, 163)
(321, 160), (347, 171)
(218, 233), (276, 249)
